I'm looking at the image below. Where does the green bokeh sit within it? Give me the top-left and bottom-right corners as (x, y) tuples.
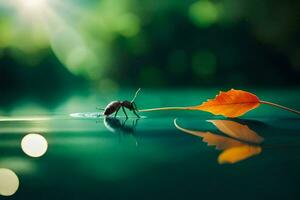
(0, 0), (299, 94)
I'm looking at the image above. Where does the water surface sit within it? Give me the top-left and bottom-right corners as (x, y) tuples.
(1, 89), (300, 199)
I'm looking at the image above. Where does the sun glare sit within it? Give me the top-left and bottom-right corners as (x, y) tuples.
(9, 0), (49, 19)
(20, 0), (46, 12)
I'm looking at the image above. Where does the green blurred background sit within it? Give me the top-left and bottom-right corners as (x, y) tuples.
(0, 0), (299, 110)
(0, 2), (300, 199)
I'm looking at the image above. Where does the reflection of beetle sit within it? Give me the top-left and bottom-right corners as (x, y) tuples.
(97, 89), (141, 118)
(103, 117), (139, 145)
(103, 116), (122, 133)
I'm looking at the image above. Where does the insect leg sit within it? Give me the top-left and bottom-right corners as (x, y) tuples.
(133, 102), (140, 112)
(114, 106), (120, 117)
(122, 106), (128, 118)
(132, 102), (140, 118)
(133, 110), (140, 118)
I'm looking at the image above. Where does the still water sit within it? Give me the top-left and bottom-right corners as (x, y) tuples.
(0, 89), (300, 199)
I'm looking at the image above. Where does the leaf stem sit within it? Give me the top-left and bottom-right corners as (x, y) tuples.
(138, 106), (190, 112)
(260, 101), (300, 115)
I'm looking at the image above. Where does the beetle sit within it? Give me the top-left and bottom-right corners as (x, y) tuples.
(97, 88), (141, 118)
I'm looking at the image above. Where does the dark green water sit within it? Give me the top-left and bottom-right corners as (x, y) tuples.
(0, 89), (300, 200)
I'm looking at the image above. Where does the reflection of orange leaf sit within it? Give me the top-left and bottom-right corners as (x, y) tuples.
(218, 145), (262, 164)
(201, 133), (244, 150)
(207, 120), (263, 144)
(173, 119), (244, 150)
(174, 119), (263, 164)
(191, 89), (260, 117)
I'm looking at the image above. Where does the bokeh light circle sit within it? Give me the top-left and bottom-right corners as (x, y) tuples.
(21, 133), (48, 157)
(0, 168), (19, 196)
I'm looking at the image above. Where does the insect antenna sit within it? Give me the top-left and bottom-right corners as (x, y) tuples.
(131, 88), (141, 103)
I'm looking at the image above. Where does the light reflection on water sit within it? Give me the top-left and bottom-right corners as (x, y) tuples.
(0, 113), (299, 199)
(21, 133), (48, 158)
(0, 168), (19, 196)
(0, 118), (270, 198)
(0, 133), (48, 197)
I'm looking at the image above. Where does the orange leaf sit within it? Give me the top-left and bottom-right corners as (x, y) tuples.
(190, 89), (260, 118)
(139, 88), (300, 117)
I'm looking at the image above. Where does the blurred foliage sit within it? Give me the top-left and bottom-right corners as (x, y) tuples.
(0, 0), (299, 95)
